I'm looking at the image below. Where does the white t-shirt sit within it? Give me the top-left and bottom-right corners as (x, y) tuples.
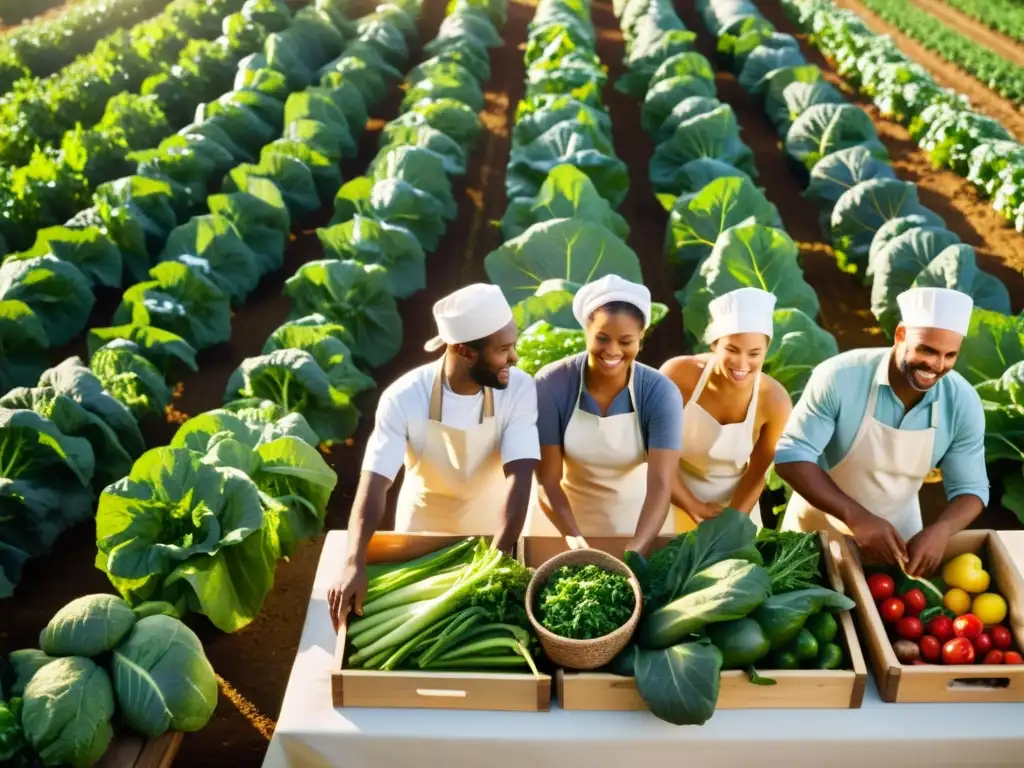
(361, 363), (540, 481)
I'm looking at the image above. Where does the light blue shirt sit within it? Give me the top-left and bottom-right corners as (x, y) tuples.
(774, 347), (989, 505)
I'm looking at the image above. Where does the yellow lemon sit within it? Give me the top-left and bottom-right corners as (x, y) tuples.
(943, 587), (972, 616)
(972, 593), (1008, 626)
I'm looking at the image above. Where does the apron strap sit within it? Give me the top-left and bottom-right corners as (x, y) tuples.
(930, 401), (940, 430)
(688, 359), (715, 407)
(847, 352), (887, 452)
(429, 356), (491, 425)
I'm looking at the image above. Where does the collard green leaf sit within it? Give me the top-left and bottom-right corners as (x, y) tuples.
(737, 45), (806, 93)
(207, 179), (290, 276)
(785, 103), (888, 171)
(87, 325), (198, 374)
(655, 95), (723, 145)
(377, 123), (467, 176)
(95, 446), (274, 632)
(370, 146), (458, 220)
(869, 228), (964, 334)
(507, 118), (628, 206)
(264, 314), (375, 397)
(395, 98), (483, 147)
(331, 177), (448, 253)
(955, 310), (1024, 386)
(94, 176), (178, 283)
(262, 139), (344, 204)
(317, 216), (426, 298)
(114, 262), (231, 352)
(484, 219), (643, 307)
(0, 300), (49, 393)
(285, 259), (403, 367)
(224, 349), (358, 446)
(112, 615), (218, 736)
(650, 106), (757, 194)
(0, 408), (95, 490)
(634, 642), (723, 726)
(39, 594), (136, 657)
(975, 362), (1024, 464)
(830, 179), (938, 275)
(401, 71), (485, 114)
(8, 649), (55, 697)
(511, 95), (612, 147)
(224, 155), (321, 218)
(90, 343), (174, 418)
(158, 215), (263, 305)
(912, 245), (1011, 319)
(641, 75), (718, 137)
(664, 177), (782, 285)
(639, 559), (772, 648)
(750, 587), (855, 650)
(764, 308), (839, 401)
(15, 225), (123, 289)
(500, 165), (630, 241)
(170, 407), (319, 455)
(867, 213), (947, 274)
(22, 657), (115, 768)
(282, 90), (357, 159)
(0, 256), (94, 347)
(680, 224), (819, 344)
(37, 356), (145, 460)
(649, 52), (715, 92)
(805, 146), (896, 218)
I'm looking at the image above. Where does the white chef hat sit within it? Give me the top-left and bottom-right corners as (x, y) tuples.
(572, 274), (652, 329)
(423, 283), (514, 352)
(897, 287), (973, 336)
(705, 287), (777, 343)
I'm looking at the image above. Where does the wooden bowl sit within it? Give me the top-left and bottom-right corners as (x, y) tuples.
(525, 548), (642, 671)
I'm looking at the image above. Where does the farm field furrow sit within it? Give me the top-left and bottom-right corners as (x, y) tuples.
(759, 0), (1024, 282)
(914, 0), (1024, 67)
(932, 0), (1024, 46)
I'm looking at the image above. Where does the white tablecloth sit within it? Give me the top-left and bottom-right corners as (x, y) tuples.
(263, 531), (1024, 768)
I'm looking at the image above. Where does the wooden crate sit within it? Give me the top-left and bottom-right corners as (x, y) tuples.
(838, 529), (1024, 703)
(97, 732), (182, 768)
(331, 532), (552, 712)
(519, 532), (867, 711)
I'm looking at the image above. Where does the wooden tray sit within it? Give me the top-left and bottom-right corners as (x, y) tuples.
(97, 732), (182, 768)
(519, 532), (867, 711)
(838, 529), (1024, 703)
(331, 532), (551, 712)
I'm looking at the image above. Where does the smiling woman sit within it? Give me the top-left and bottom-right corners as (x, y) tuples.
(525, 275), (684, 556)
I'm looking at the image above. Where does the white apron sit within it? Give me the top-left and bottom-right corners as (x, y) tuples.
(673, 362), (762, 533)
(393, 359), (508, 533)
(781, 354), (936, 542)
(527, 363), (672, 536)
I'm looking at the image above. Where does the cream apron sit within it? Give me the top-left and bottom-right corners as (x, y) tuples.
(673, 363), (762, 533)
(393, 359), (508, 533)
(780, 354), (936, 542)
(527, 363), (672, 536)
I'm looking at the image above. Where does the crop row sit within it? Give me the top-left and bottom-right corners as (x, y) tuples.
(783, 0), (1024, 234)
(855, 0), (1024, 105)
(936, 0), (1024, 44)
(0, 0), (169, 92)
(695, 0), (1024, 525)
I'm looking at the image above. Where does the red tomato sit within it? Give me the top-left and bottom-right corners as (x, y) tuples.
(1004, 651), (1023, 665)
(991, 626), (1012, 651)
(896, 616), (923, 641)
(983, 650), (1005, 665)
(973, 633), (993, 655)
(927, 615), (955, 643)
(902, 588), (927, 617)
(942, 637), (976, 665)
(919, 635), (941, 663)
(879, 597), (905, 623)
(867, 573), (895, 601)
(953, 613), (984, 640)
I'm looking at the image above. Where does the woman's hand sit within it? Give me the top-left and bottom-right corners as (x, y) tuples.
(565, 534), (590, 550)
(686, 500), (726, 524)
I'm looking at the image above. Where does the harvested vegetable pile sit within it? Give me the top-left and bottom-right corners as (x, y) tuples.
(346, 538), (541, 673)
(537, 564), (635, 639)
(619, 510), (855, 725)
(0, 594), (217, 767)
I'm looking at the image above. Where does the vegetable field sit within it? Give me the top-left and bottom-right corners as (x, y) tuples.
(1, 0), (1022, 764)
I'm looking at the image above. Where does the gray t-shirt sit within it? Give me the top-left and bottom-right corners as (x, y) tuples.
(535, 352), (683, 451)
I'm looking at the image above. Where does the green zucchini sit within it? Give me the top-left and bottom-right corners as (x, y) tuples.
(706, 618), (771, 669)
(805, 612), (838, 645)
(815, 643), (844, 670)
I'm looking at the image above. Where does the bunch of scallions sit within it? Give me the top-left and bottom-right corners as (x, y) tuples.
(345, 537), (542, 674)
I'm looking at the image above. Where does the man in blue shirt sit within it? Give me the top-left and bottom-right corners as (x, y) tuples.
(776, 287), (989, 577)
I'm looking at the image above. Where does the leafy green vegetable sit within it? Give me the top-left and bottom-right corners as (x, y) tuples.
(514, 322), (587, 376)
(706, 617), (771, 668)
(955, 310), (1024, 385)
(112, 615), (218, 736)
(763, 308), (839, 400)
(536, 564), (635, 639)
(38, 594), (136, 658)
(89, 342), (173, 418)
(264, 314), (375, 397)
(650, 105), (757, 193)
(750, 587), (855, 650)
(634, 641), (723, 725)
(755, 528), (822, 593)
(0, 300), (49, 395)
(21, 657), (115, 768)
(0, 256), (94, 347)
(784, 103), (888, 171)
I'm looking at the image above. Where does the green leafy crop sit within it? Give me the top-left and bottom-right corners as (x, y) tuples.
(537, 564), (635, 639)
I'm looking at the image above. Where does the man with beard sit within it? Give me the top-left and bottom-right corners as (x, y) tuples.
(328, 284), (539, 628)
(775, 287), (988, 577)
